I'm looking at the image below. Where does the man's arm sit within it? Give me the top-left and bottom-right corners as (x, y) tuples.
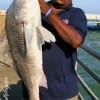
(38, 0), (87, 48)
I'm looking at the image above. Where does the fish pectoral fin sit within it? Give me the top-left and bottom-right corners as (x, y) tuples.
(24, 22), (33, 50)
(36, 26), (56, 44)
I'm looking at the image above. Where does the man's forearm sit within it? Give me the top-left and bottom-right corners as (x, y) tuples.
(47, 12), (82, 48)
(38, 0), (83, 48)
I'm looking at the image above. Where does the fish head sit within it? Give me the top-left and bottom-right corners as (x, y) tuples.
(14, 0), (41, 22)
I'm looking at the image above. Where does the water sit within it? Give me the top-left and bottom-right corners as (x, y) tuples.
(84, 30), (100, 51)
(77, 30), (100, 99)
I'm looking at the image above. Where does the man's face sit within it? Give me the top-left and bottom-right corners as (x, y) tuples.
(52, 0), (72, 8)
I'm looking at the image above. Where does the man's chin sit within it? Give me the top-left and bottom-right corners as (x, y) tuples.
(52, 2), (65, 9)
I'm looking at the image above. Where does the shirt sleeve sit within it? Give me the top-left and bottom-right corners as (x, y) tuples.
(69, 8), (88, 43)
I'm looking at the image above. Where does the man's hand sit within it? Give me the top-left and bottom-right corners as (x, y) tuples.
(38, 0), (50, 15)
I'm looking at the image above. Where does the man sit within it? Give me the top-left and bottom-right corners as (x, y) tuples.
(23, 0), (87, 100)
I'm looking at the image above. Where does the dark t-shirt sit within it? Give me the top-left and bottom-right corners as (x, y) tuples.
(40, 6), (87, 99)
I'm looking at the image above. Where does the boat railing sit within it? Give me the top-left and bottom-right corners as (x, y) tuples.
(77, 44), (100, 100)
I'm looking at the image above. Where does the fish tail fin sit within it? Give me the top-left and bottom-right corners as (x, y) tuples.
(37, 26), (56, 44)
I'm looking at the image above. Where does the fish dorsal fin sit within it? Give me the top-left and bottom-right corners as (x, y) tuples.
(36, 26), (56, 44)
